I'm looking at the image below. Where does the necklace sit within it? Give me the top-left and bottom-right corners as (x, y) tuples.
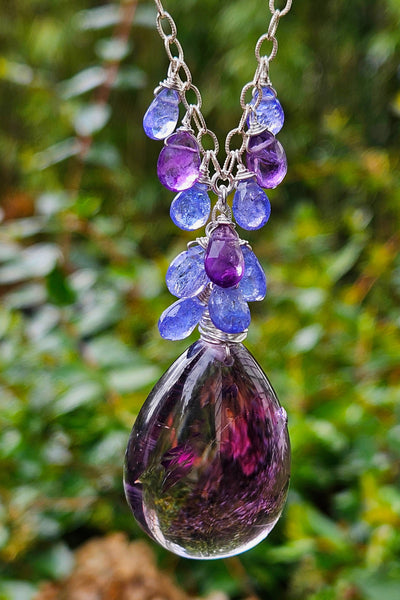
(124, 0), (293, 560)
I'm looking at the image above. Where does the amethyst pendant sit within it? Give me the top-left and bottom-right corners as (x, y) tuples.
(124, 339), (290, 559)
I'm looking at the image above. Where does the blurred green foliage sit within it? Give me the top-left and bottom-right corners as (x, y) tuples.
(0, 0), (400, 598)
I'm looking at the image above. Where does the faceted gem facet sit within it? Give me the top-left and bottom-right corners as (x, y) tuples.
(158, 297), (205, 340)
(208, 286), (251, 334)
(232, 178), (271, 230)
(239, 245), (267, 301)
(204, 224), (245, 288)
(143, 88), (180, 140)
(248, 86), (284, 135)
(124, 339), (291, 559)
(157, 130), (201, 192)
(166, 245), (208, 298)
(170, 183), (211, 231)
(246, 130), (287, 189)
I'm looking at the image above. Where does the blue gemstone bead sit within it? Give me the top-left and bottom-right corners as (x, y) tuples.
(239, 246), (267, 301)
(159, 297), (205, 340)
(143, 88), (180, 140)
(208, 286), (251, 334)
(166, 245), (208, 298)
(170, 183), (211, 231)
(232, 179), (271, 231)
(249, 86), (284, 135)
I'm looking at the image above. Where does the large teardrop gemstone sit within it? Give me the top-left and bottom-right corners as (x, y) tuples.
(124, 340), (290, 559)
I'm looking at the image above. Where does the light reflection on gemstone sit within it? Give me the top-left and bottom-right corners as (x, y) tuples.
(124, 340), (290, 559)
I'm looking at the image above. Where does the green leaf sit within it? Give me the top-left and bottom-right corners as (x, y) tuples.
(34, 138), (81, 170)
(85, 334), (138, 368)
(87, 431), (127, 465)
(326, 239), (364, 283)
(86, 143), (121, 167)
(290, 324), (323, 353)
(0, 58), (34, 85)
(46, 266), (77, 306)
(73, 291), (122, 337)
(95, 39), (131, 62)
(75, 5), (121, 31)
(107, 365), (160, 393)
(36, 192), (74, 216)
(114, 66), (147, 89)
(0, 242), (21, 263)
(0, 581), (37, 600)
(4, 283), (46, 309)
(59, 66), (107, 99)
(26, 305), (60, 340)
(0, 217), (47, 239)
(73, 103), (111, 137)
(30, 543), (74, 579)
(350, 569), (400, 600)
(0, 244), (60, 284)
(134, 4), (158, 29)
(74, 195), (102, 218)
(52, 381), (104, 415)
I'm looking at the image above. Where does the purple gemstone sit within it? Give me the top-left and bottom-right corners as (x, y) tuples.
(204, 224), (245, 288)
(124, 339), (290, 559)
(157, 130), (201, 192)
(246, 130), (287, 189)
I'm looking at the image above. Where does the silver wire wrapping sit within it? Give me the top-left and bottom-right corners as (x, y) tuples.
(196, 286), (248, 345)
(198, 310), (248, 345)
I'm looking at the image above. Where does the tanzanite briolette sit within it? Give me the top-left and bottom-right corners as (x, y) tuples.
(248, 86), (284, 135)
(158, 241), (267, 340)
(166, 245), (208, 298)
(170, 183), (211, 230)
(143, 87), (180, 140)
(233, 178), (271, 230)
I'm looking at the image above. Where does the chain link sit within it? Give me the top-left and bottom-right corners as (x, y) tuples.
(152, 0), (293, 192)
(269, 0), (293, 17)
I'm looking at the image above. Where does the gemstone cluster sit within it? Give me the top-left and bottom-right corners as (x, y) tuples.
(124, 54), (291, 558)
(142, 84), (286, 340)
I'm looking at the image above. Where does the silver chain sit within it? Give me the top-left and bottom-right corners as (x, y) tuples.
(153, 0), (292, 203)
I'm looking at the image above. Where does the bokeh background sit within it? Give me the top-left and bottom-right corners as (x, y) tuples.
(1, 0), (400, 598)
